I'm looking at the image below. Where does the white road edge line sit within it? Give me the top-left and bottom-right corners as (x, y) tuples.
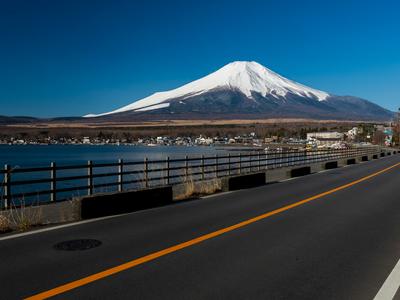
(0, 213), (130, 242)
(374, 258), (400, 300)
(201, 191), (233, 199)
(0, 191), (236, 241)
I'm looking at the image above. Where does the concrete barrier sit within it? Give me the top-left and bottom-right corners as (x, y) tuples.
(310, 163), (324, 173)
(337, 159), (347, 167)
(324, 161), (338, 169)
(347, 158), (356, 165)
(290, 166), (311, 177)
(266, 162), (323, 183)
(81, 186), (173, 219)
(265, 167), (291, 183)
(223, 172), (266, 191)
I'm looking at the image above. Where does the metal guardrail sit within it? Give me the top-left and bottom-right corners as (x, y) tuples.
(0, 147), (380, 209)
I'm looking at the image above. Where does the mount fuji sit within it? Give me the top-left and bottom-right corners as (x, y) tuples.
(85, 61), (393, 121)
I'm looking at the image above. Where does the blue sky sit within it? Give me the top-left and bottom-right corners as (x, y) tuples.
(0, 0), (399, 117)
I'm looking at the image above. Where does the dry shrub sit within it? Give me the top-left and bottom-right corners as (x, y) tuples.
(175, 174), (221, 201)
(0, 215), (11, 233)
(198, 179), (221, 195)
(174, 175), (195, 201)
(9, 199), (43, 232)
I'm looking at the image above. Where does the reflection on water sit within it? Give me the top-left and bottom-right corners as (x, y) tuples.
(0, 144), (228, 167)
(0, 145), (233, 206)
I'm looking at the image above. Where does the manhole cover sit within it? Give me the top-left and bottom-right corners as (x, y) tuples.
(54, 239), (102, 251)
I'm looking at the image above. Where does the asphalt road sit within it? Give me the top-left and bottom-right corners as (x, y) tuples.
(1, 154), (400, 299)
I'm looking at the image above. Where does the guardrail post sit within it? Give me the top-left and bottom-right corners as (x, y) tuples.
(300, 149), (303, 165)
(239, 153), (242, 175)
(288, 150), (291, 166)
(284, 150), (287, 166)
(271, 151), (275, 169)
(87, 160), (93, 195)
(165, 157), (170, 185)
(249, 153), (252, 172)
(3, 164), (11, 209)
(144, 157), (149, 188)
(215, 154), (218, 178)
(292, 150), (295, 166)
(184, 155), (189, 182)
(286, 151), (289, 167)
(228, 153), (231, 176)
(201, 155), (205, 180)
(50, 162), (56, 202)
(118, 159), (123, 192)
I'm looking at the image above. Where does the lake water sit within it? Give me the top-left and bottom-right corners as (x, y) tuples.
(0, 145), (305, 206)
(0, 144), (229, 168)
(0, 145), (235, 205)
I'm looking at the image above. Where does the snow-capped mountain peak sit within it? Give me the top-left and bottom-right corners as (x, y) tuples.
(204, 61), (329, 100)
(85, 61), (330, 117)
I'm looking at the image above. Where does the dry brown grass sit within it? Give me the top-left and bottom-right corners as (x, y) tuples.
(175, 179), (195, 201)
(0, 166), (43, 232)
(198, 178), (222, 195)
(8, 199), (43, 232)
(5, 118), (367, 128)
(174, 170), (222, 201)
(0, 215), (11, 233)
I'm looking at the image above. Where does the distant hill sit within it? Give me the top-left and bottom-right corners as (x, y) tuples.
(0, 115), (38, 124)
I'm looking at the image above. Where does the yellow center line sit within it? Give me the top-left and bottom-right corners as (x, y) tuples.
(25, 161), (400, 300)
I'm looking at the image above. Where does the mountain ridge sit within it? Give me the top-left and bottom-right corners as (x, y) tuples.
(85, 61), (332, 117)
(84, 61), (394, 121)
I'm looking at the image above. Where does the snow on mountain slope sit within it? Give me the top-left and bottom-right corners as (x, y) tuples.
(85, 61), (330, 117)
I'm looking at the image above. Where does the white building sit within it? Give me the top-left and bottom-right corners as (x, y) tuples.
(307, 132), (344, 147)
(347, 127), (359, 139)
